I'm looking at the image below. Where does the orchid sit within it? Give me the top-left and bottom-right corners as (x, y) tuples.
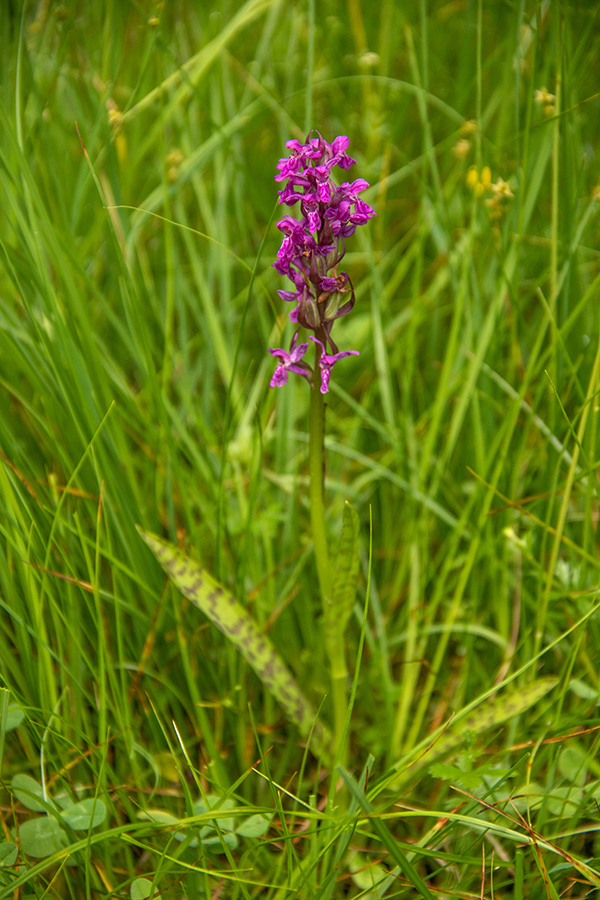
(268, 131), (374, 393)
(266, 134), (374, 758)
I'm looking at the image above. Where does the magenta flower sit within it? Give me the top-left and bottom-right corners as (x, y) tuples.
(309, 337), (359, 394)
(351, 199), (376, 225)
(268, 131), (374, 392)
(274, 138), (321, 181)
(339, 178), (370, 201)
(329, 135), (357, 169)
(268, 335), (310, 387)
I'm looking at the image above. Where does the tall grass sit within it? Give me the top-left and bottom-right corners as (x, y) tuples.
(1, 0), (600, 897)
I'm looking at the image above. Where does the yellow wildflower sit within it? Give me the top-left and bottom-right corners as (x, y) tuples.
(491, 177), (514, 200)
(453, 138), (471, 159)
(106, 98), (123, 129)
(166, 149), (185, 183)
(466, 165), (492, 197)
(166, 149), (184, 168)
(534, 87), (555, 117)
(461, 119), (477, 136)
(486, 177), (515, 219)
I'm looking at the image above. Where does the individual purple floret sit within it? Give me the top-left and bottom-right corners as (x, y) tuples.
(268, 131), (375, 392)
(309, 337), (360, 394)
(268, 334), (310, 387)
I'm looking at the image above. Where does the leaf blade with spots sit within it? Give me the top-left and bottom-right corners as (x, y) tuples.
(137, 528), (331, 757)
(325, 501), (360, 686)
(430, 677), (559, 761)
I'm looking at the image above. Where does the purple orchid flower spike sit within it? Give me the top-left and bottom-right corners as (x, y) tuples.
(309, 337), (359, 394)
(268, 132), (374, 392)
(268, 334), (310, 387)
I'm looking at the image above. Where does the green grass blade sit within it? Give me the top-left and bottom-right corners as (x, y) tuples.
(336, 767), (436, 900)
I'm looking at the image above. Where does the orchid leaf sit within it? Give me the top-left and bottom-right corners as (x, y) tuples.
(328, 502), (360, 635)
(138, 528), (331, 756)
(430, 677), (559, 761)
(325, 502), (360, 685)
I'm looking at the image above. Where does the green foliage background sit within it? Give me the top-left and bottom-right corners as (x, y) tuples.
(1, 0), (600, 896)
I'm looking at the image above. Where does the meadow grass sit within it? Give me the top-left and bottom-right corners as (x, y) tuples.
(1, 0), (600, 897)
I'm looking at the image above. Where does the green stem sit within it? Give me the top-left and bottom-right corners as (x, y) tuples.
(308, 343), (349, 772)
(308, 346), (332, 602)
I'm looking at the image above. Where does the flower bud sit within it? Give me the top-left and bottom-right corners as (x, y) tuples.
(298, 291), (320, 329)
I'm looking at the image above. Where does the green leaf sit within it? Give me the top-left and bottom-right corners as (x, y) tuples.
(200, 832), (238, 852)
(349, 851), (389, 898)
(138, 808), (180, 826)
(137, 809), (198, 847)
(545, 786), (584, 816)
(568, 679), (600, 701)
(558, 747), (588, 787)
(1, 706), (24, 733)
(323, 502), (360, 700)
(430, 760), (512, 791)
(327, 502), (360, 636)
(193, 795), (236, 833)
(138, 528), (331, 756)
(429, 762), (467, 781)
(54, 790), (76, 810)
(0, 842), (18, 866)
(428, 763), (482, 790)
(11, 775), (51, 813)
(131, 877), (162, 900)
(18, 817), (67, 858)
(235, 813), (272, 838)
(430, 678), (559, 760)
(60, 798), (106, 830)
(513, 783), (584, 817)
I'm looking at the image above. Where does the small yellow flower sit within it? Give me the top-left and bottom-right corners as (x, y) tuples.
(534, 87), (555, 106)
(466, 166), (478, 189)
(358, 51), (380, 68)
(166, 149), (184, 168)
(453, 138), (471, 159)
(491, 177), (514, 200)
(461, 119), (477, 136)
(486, 177), (515, 219)
(466, 165), (491, 197)
(534, 87), (555, 117)
(166, 149), (185, 183)
(106, 98), (123, 129)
